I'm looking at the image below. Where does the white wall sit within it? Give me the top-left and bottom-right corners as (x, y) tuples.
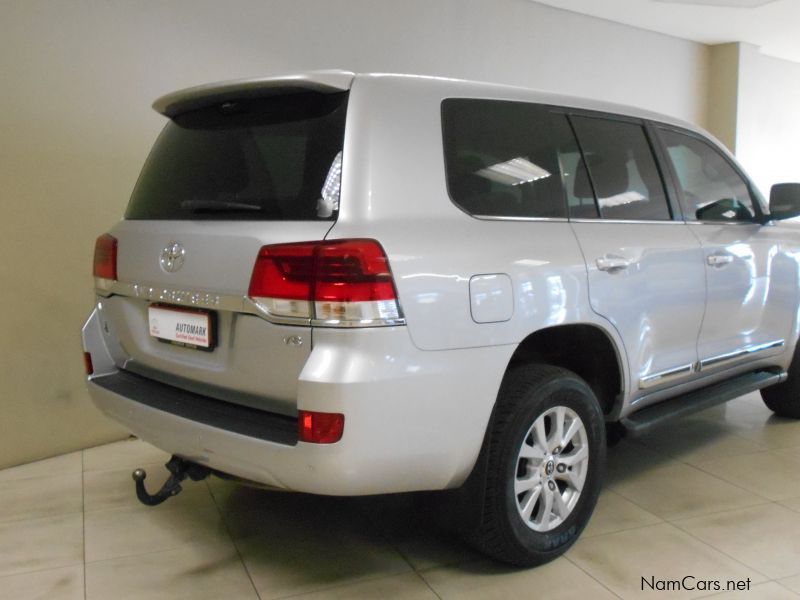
(734, 43), (800, 196)
(0, 0), (710, 468)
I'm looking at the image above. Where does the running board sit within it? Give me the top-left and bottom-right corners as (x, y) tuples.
(621, 369), (786, 438)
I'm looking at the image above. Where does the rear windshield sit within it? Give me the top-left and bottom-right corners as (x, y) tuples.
(126, 91), (348, 221)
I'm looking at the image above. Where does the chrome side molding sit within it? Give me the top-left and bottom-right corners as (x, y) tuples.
(639, 363), (695, 390)
(638, 339), (786, 390)
(699, 339), (785, 371)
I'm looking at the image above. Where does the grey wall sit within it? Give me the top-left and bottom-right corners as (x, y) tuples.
(0, 0), (711, 468)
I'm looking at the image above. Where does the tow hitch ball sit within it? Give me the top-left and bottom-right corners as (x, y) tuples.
(132, 456), (209, 506)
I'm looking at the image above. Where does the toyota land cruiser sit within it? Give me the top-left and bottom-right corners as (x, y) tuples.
(82, 70), (800, 566)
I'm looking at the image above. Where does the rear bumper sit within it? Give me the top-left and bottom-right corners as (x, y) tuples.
(82, 307), (514, 495)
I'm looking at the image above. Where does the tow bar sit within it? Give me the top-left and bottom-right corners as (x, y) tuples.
(131, 456), (209, 506)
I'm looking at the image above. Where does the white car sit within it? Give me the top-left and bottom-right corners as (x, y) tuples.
(82, 70), (800, 566)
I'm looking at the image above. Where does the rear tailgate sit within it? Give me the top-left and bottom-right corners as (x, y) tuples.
(95, 78), (350, 417)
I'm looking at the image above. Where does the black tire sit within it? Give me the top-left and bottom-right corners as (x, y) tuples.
(762, 351), (800, 418)
(470, 364), (606, 567)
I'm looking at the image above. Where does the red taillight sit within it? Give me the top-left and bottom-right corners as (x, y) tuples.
(314, 240), (397, 303)
(248, 239), (401, 325)
(83, 352), (94, 375)
(93, 234), (118, 281)
(298, 410), (345, 443)
(248, 243), (317, 302)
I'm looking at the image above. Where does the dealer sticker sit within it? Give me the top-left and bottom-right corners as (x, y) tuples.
(148, 306), (212, 349)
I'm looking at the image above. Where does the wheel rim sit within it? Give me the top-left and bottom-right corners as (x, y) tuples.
(514, 405), (589, 532)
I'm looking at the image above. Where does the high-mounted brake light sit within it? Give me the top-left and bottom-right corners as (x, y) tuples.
(248, 239), (403, 326)
(298, 410), (345, 444)
(93, 234), (118, 281)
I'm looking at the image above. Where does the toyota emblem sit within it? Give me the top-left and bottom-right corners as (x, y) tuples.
(159, 241), (186, 273)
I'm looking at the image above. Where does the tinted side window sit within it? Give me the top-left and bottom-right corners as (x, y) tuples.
(558, 127), (598, 219)
(571, 116), (671, 221)
(659, 128), (755, 222)
(441, 99), (569, 218)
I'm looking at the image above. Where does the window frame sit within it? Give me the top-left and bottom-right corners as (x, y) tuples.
(557, 107), (682, 224)
(438, 98), (763, 226)
(651, 123), (766, 225)
(439, 97), (576, 223)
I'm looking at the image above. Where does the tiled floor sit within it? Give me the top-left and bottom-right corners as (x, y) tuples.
(3, 391), (800, 599)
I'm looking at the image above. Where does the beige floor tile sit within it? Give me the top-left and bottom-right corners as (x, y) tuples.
(222, 493), (411, 599)
(83, 438), (168, 472)
(207, 476), (279, 512)
(0, 473), (82, 524)
(421, 557), (618, 600)
(695, 581), (799, 599)
(352, 494), (483, 570)
(0, 565), (83, 600)
(674, 504), (800, 579)
(83, 462), (213, 513)
(718, 413), (800, 449)
(780, 574), (800, 594)
(693, 451), (800, 501)
(567, 523), (765, 600)
(0, 513), (83, 578)
(86, 542), (257, 600)
(582, 489), (662, 538)
(235, 530), (412, 600)
(377, 524), (481, 572)
(635, 418), (767, 465)
(609, 462), (767, 520)
(0, 452), (82, 483)
(779, 496), (800, 513)
(215, 484), (479, 571)
(288, 572), (438, 600)
(0, 565), (84, 600)
(605, 440), (679, 486)
(84, 500), (230, 562)
(773, 446), (800, 463)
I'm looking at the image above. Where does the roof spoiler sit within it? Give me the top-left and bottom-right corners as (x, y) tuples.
(152, 70), (355, 118)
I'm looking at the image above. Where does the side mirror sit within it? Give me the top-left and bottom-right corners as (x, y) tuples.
(695, 198), (754, 222)
(769, 183), (800, 220)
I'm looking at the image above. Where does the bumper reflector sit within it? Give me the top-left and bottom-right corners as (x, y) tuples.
(298, 410), (344, 444)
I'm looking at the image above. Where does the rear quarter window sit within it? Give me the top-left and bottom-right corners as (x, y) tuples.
(441, 99), (570, 219)
(126, 91), (347, 221)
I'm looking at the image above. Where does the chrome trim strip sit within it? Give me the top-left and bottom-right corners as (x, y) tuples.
(700, 339), (786, 371)
(97, 280), (407, 328)
(638, 363), (695, 390)
(311, 317), (407, 328)
(685, 220), (758, 227)
(472, 215), (569, 223)
(96, 279), (245, 312)
(570, 218), (685, 225)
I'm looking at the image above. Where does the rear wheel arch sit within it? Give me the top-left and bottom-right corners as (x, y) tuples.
(506, 323), (626, 417)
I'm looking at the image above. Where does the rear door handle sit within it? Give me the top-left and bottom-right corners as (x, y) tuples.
(707, 253), (734, 267)
(596, 255), (634, 272)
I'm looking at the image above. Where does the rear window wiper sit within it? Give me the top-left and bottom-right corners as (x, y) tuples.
(180, 199), (262, 212)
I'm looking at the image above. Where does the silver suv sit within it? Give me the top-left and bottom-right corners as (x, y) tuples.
(82, 70), (800, 566)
